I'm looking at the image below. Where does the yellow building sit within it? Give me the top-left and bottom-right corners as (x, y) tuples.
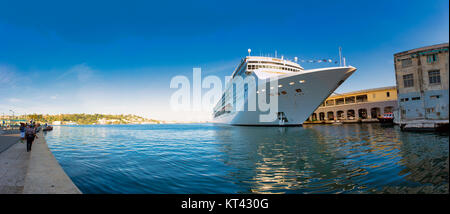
(305, 86), (398, 123)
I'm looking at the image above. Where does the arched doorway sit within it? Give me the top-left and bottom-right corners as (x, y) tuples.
(327, 111), (334, 120)
(337, 110), (344, 120)
(319, 112), (325, 121)
(371, 107), (380, 118)
(358, 108), (368, 119)
(347, 109), (355, 120)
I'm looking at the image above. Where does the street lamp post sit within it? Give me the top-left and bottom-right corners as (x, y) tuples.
(9, 110), (15, 120)
(9, 110), (15, 128)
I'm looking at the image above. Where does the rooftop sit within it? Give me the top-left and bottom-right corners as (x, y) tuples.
(330, 86), (397, 98)
(394, 43), (449, 57)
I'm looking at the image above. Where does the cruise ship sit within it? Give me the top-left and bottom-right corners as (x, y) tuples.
(212, 54), (356, 126)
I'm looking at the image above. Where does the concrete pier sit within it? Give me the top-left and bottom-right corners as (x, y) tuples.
(399, 119), (449, 132)
(0, 132), (29, 193)
(0, 130), (81, 194)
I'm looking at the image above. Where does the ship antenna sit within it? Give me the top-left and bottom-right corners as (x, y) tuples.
(339, 46), (342, 67)
(275, 50), (277, 58)
(294, 57), (298, 62)
(248, 48), (252, 56)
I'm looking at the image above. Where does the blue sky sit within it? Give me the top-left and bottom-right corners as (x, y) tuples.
(0, 0), (448, 121)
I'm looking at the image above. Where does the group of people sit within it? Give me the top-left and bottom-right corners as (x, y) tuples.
(19, 121), (41, 152)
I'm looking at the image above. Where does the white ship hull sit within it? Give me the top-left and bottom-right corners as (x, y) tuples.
(213, 66), (356, 126)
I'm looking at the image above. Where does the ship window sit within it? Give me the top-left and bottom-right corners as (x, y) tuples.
(430, 95), (441, 99)
(412, 97), (420, 101)
(289, 82), (295, 85)
(295, 88), (302, 93)
(281, 91), (287, 95)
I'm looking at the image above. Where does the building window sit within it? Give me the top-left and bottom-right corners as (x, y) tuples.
(401, 58), (412, 68)
(428, 70), (441, 84)
(335, 98), (345, 105)
(345, 96), (355, 104)
(427, 54), (438, 64)
(356, 95), (368, 103)
(326, 100), (335, 106)
(386, 92), (390, 97)
(403, 74), (414, 88)
(412, 97), (421, 101)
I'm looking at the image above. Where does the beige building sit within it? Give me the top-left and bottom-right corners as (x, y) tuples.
(393, 43), (449, 123)
(305, 86), (398, 123)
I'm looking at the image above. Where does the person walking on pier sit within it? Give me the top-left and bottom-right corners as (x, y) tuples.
(25, 125), (38, 152)
(19, 123), (26, 142)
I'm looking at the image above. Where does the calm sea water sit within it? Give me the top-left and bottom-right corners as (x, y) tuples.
(44, 124), (449, 194)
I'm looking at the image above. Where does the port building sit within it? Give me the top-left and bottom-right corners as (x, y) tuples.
(394, 43), (449, 125)
(305, 86), (398, 123)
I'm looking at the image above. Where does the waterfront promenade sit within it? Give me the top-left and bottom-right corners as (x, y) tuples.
(0, 130), (81, 194)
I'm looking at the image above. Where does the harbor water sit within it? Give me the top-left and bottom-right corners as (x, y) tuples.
(44, 124), (449, 194)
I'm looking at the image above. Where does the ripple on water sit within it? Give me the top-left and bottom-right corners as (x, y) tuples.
(44, 124), (449, 194)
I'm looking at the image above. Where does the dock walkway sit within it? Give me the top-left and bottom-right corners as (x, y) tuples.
(0, 130), (81, 194)
(0, 132), (29, 193)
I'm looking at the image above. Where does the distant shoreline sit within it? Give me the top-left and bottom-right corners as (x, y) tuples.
(51, 122), (212, 126)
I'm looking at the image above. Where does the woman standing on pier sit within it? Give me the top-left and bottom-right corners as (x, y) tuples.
(25, 125), (38, 152)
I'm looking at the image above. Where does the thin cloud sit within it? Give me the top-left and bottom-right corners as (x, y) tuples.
(8, 98), (22, 103)
(57, 63), (95, 82)
(0, 64), (18, 89)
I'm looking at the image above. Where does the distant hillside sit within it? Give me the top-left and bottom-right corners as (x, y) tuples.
(25, 113), (161, 125)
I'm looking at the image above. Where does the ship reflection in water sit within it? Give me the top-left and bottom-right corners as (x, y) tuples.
(45, 124), (448, 194)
